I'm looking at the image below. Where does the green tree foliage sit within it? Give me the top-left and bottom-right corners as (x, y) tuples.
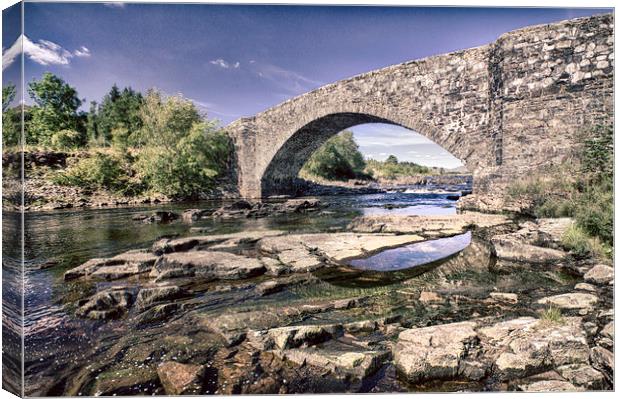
(96, 85), (143, 146)
(54, 151), (140, 195)
(86, 101), (99, 144)
(385, 154), (398, 165)
(2, 83), (20, 146)
(365, 158), (430, 180)
(27, 73), (85, 145)
(50, 129), (84, 150)
(134, 91), (232, 198)
(301, 131), (366, 181)
(508, 124), (613, 252)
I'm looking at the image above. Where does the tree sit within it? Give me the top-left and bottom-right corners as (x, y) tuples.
(27, 72), (84, 145)
(385, 155), (399, 165)
(86, 101), (99, 144)
(96, 85), (143, 146)
(134, 90), (231, 198)
(301, 130), (367, 181)
(2, 83), (20, 146)
(3, 83), (16, 112)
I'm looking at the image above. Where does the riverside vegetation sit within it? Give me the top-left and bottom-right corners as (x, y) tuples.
(3, 73), (233, 208)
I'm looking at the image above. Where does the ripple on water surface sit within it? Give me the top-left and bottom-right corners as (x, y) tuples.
(348, 231), (472, 272)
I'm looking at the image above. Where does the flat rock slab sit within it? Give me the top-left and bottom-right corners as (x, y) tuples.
(76, 287), (134, 320)
(347, 212), (509, 235)
(518, 380), (583, 392)
(258, 233), (425, 271)
(260, 324), (344, 350)
(151, 251), (266, 282)
(536, 293), (598, 310)
(152, 230), (285, 255)
(64, 250), (156, 281)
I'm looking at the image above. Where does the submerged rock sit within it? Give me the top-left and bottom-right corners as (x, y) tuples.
(157, 361), (205, 395)
(135, 286), (189, 311)
(76, 287), (134, 320)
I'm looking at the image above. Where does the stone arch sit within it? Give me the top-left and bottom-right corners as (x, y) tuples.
(260, 110), (470, 197)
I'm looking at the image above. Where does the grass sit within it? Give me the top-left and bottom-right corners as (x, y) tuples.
(561, 223), (610, 259)
(538, 306), (565, 326)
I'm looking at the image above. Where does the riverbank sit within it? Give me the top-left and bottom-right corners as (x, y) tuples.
(9, 202), (613, 395)
(2, 150), (472, 212)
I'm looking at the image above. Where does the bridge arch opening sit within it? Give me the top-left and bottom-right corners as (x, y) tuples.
(259, 112), (470, 197)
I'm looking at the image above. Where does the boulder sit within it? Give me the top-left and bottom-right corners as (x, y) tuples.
(536, 293), (598, 310)
(584, 264), (614, 285)
(157, 361), (205, 395)
(479, 317), (589, 380)
(76, 288), (134, 320)
(151, 251), (266, 282)
(574, 283), (597, 292)
(590, 346), (614, 379)
(394, 321), (481, 384)
(181, 209), (210, 223)
(492, 237), (566, 264)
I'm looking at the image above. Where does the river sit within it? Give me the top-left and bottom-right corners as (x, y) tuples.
(3, 185), (591, 395)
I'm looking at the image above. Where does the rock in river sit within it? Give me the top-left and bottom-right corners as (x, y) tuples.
(157, 361), (205, 395)
(394, 321), (482, 384)
(76, 287), (134, 320)
(151, 250), (266, 282)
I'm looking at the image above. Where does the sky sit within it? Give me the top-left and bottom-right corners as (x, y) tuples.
(2, 2), (612, 168)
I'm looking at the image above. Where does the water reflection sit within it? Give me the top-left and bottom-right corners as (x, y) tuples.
(349, 232), (472, 272)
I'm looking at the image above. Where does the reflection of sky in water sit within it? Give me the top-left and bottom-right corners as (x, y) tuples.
(349, 231), (472, 272)
(362, 204), (456, 216)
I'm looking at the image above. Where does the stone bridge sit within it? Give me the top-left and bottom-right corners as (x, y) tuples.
(226, 13), (613, 205)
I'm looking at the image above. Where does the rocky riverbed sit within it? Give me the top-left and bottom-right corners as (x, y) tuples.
(22, 210), (613, 395)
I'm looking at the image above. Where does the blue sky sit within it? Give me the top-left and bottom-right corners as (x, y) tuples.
(2, 3), (611, 167)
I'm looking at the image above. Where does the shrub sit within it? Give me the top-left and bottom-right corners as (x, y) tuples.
(54, 151), (141, 195)
(50, 129), (85, 150)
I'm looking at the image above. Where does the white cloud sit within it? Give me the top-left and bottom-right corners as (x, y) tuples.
(74, 46), (91, 57)
(210, 58), (240, 69)
(250, 61), (322, 94)
(104, 2), (126, 8)
(2, 35), (90, 70)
